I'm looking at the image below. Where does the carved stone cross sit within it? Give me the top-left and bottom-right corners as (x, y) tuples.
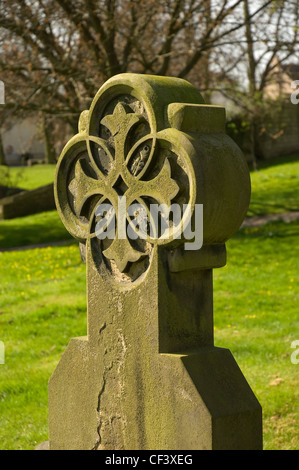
(49, 74), (262, 450)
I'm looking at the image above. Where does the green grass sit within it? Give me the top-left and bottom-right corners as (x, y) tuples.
(0, 164), (71, 249)
(0, 164), (56, 190)
(0, 153), (298, 250)
(0, 211), (72, 249)
(0, 155), (298, 449)
(248, 153), (299, 216)
(0, 244), (86, 449)
(0, 220), (298, 449)
(214, 220), (299, 450)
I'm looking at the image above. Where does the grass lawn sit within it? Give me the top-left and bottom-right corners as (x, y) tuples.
(214, 220), (299, 450)
(0, 154), (298, 449)
(2, 154), (299, 212)
(248, 153), (299, 216)
(0, 220), (298, 449)
(0, 164), (71, 248)
(0, 164), (56, 191)
(0, 211), (72, 249)
(0, 244), (86, 449)
(0, 153), (298, 250)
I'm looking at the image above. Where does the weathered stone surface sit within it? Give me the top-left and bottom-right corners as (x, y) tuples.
(35, 440), (50, 450)
(49, 73), (262, 450)
(0, 183), (55, 219)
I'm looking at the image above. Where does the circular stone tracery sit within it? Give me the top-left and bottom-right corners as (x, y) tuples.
(56, 90), (195, 284)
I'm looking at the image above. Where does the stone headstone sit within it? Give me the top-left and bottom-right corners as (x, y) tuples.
(49, 73), (262, 450)
(0, 185), (25, 199)
(0, 183), (55, 219)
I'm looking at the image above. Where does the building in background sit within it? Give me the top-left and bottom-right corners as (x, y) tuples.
(1, 117), (45, 166)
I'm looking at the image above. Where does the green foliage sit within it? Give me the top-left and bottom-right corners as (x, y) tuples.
(226, 117), (251, 155)
(0, 166), (25, 189)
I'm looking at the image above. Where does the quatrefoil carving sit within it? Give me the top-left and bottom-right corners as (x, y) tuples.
(55, 83), (196, 283)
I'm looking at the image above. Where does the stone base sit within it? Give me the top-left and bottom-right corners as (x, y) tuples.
(0, 183), (55, 219)
(49, 344), (262, 450)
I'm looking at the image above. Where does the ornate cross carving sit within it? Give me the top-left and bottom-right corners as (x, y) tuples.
(55, 83), (198, 282)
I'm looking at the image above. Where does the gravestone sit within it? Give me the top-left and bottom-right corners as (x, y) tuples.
(0, 183), (55, 219)
(0, 185), (24, 199)
(49, 73), (262, 450)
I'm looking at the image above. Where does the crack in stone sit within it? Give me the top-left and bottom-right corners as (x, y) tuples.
(92, 377), (106, 450)
(99, 322), (106, 335)
(92, 359), (114, 450)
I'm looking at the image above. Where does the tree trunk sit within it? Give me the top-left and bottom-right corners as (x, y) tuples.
(202, 0), (212, 103)
(42, 114), (56, 164)
(243, 0), (258, 170)
(0, 131), (6, 166)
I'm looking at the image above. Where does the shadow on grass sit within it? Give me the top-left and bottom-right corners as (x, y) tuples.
(0, 211), (72, 249)
(248, 151), (299, 172)
(234, 219), (299, 241)
(1, 205), (298, 251)
(247, 203), (299, 218)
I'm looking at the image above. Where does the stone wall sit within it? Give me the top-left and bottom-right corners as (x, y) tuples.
(256, 101), (299, 159)
(227, 100), (299, 161)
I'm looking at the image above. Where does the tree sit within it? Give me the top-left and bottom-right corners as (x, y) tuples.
(0, 1), (266, 124)
(0, 131), (5, 165)
(0, 0), (298, 163)
(216, 0), (299, 165)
